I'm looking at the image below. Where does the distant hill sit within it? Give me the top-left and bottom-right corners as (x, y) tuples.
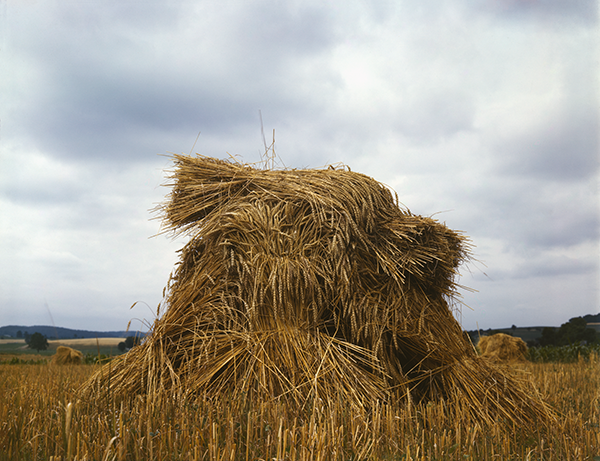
(465, 326), (545, 344)
(465, 313), (600, 345)
(0, 325), (146, 340)
(4, 313), (598, 342)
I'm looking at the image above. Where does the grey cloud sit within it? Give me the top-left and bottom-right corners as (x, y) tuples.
(0, 149), (88, 206)
(520, 200), (599, 248)
(8, 1), (344, 164)
(497, 193), (596, 249)
(395, 91), (476, 142)
(459, 270), (599, 330)
(495, 107), (599, 181)
(0, 165), (84, 205)
(20, 74), (258, 161)
(1, 181), (84, 206)
(13, 55), (257, 161)
(44, 1), (184, 38)
(450, 173), (599, 254)
(515, 254), (597, 279)
(483, 250), (598, 281)
(36, 249), (86, 280)
(470, 0), (598, 26)
(233, 2), (338, 57)
(2, 0), (597, 331)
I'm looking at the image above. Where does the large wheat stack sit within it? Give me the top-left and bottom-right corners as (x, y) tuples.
(478, 333), (528, 362)
(52, 346), (83, 365)
(81, 154), (551, 428)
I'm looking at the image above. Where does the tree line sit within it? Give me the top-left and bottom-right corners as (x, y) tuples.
(538, 316), (598, 347)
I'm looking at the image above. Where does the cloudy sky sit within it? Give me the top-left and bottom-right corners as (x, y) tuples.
(0, 0), (598, 333)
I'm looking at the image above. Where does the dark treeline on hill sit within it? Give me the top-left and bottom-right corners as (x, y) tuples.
(537, 316), (599, 347)
(583, 313), (600, 323)
(464, 313), (600, 347)
(0, 325), (146, 340)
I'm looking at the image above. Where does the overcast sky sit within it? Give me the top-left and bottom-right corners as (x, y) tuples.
(1, 0), (598, 333)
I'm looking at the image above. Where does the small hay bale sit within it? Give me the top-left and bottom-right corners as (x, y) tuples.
(478, 333), (528, 362)
(52, 346), (83, 365)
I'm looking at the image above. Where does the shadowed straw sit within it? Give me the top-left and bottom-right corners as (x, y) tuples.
(81, 154), (553, 428)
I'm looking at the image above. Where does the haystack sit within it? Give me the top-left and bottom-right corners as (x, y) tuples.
(478, 333), (528, 362)
(52, 346), (83, 365)
(81, 155), (550, 427)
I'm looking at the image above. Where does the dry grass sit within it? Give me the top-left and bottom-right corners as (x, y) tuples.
(1, 358), (598, 460)
(81, 155), (553, 432)
(0, 354), (48, 363)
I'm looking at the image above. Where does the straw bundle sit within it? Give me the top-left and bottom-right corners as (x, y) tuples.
(81, 155), (551, 427)
(52, 346), (83, 365)
(478, 333), (528, 362)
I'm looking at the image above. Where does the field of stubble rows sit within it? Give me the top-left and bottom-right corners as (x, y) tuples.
(1, 355), (598, 460)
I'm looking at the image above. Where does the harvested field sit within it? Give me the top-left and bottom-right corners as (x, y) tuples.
(0, 353), (48, 362)
(1, 358), (598, 460)
(0, 337), (128, 362)
(0, 339), (26, 345)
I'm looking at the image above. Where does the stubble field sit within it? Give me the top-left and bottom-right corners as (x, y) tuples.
(0, 338), (125, 363)
(0, 355), (598, 460)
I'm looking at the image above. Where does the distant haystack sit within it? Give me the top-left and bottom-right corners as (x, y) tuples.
(52, 346), (83, 365)
(478, 334), (528, 362)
